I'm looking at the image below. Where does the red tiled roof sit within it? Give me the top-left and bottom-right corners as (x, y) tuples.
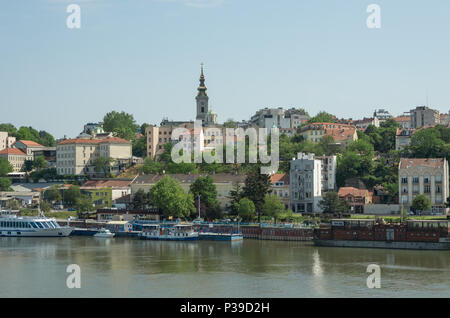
(399, 158), (445, 169)
(16, 140), (44, 147)
(57, 137), (130, 145)
(81, 179), (133, 188)
(325, 128), (357, 141)
(0, 148), (27, 155)
(270, 173), (289, 185)
(394, 116), (410, 122)
(338, 187), (369, 198)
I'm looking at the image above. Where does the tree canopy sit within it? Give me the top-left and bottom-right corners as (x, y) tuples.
(103, 111), (139, 141)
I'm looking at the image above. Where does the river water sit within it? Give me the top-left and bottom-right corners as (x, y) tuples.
(0, 237), (449, 298)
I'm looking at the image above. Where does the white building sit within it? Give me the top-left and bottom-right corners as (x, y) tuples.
(316, 155), (337, 191)
(410, 106), (440, 128)
(399, 158), (449, 214)
(0, 132), (16, 151)
(289, 153), (323, 214)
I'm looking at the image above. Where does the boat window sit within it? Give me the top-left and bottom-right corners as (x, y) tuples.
(36, 222), (44, 229)
(30, 222), (37, 229)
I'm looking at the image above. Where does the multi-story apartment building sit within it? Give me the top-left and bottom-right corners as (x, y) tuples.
(56, 137), (132, 176)
(0, 148), (31, 172)
(373, 109), (393, 121)
(0, 132), (16, 151)
(352, 117), (380, 130)
(289, 153), (323, 214)
(299, 122), (358, 147)
(146, 120), (194, 159)
(410, 106), (440, 128)
(249, 107), (309, 132)
(131, 173), (246, 209)
(398, 158), (449, 214)
(316, 155), (337, 191)
(270, 173), (290, 210)
(394, 115), (411, 129)
(395, 128), (415, 151)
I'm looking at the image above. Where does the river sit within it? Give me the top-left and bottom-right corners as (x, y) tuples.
(0, 237), (449, 297)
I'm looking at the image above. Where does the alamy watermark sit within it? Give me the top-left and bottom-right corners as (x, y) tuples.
(366, 4), (381, 29)
(170, 120), (279, 175)
(66, 4), (81, 29)
(66, 264), (81, 289)
(366, 264), (381, 289)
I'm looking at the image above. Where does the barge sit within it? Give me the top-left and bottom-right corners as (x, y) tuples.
(314, 219), (450, 250)
(139, 223), (198, 241)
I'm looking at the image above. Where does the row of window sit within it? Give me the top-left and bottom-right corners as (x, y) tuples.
(401, 175), (443, 184)
(0, 221), (59, 229)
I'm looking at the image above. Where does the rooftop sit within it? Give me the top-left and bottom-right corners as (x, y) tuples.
(338, 187), (370, 197)
(15, 140), (44, 147)
(399, 158), (446, 169)
(57, 137), (131, 145)
(0, 148), (26, 155)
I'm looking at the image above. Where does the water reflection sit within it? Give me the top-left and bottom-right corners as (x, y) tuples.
(0, 237), (449, 297)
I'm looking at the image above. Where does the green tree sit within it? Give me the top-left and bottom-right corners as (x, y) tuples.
(223, 119), (237, 128)
(308, 111), (335, 124)
(318, 192), (349, 214)
(40, 200), (51, 213)
(227, 183), (243, 215)
(0, 158), (13, 176)
(33, 156), (47, 170)
(262, 194), (285, 223)
(149, 176), (195, 219)
(132, 189), (151, 209)
(38, 131), (56, 147)
(64, 185), (82, 206)
(23, 160), (34, 173)
(0, 177), (12, 191)
(16, 126), (40, 142)
(411, 194), (431, 214)
(103, 111), (139, 141)
(242, 165), (272, 222)
(0, 123), (17, 136)
(132, 136), (147, 157)
(45, 185), (62, 203)
(142, 157), (163, 174)
(93, 157), (114, 177)
(189, 176), (219, 220)
(235, 197), (256, 221)
(75, 196), (94, 218)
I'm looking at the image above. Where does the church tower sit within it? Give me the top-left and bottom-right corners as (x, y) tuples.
(196, 63), (209, 122)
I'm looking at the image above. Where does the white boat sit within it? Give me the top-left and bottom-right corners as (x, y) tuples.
(0, 211), (72, 237)
(139, 223), (199, 241)
(93, 228), (115, 238)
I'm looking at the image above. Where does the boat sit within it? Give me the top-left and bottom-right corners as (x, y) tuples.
(197, 223), (243, 241)
(0, 210), (73, 237)
(199, 232), (243, 241)
(139, 223), (199, 241)
(313, 218), (450, 250)
(93, 228), (115, 238)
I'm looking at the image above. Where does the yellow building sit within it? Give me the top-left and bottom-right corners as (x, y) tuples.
(299, 122), (358, 147)
(56, 137), (132, 176)
(0, 148), (31, 172)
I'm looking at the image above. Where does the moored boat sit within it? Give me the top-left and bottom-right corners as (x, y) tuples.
(0, 211), (73, 237)
(314, 218), (450, 250)
(93, 228), (115, 238)
(139, 223), (198, 241)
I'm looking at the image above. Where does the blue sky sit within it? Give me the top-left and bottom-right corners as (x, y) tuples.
(1, 0), (450, 138)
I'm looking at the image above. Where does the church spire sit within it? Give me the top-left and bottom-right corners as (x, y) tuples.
(197, 63), (207, 97)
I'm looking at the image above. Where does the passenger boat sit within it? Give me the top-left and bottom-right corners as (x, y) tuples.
(139, 223), (199, 241)
(93, 228), (115, 238)
(0, 210), (73, 237)
(313, 219), (450, 250)
(197, 223), (244, 241)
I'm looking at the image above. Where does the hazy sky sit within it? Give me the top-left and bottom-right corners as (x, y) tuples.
(1, 0), (450, 138)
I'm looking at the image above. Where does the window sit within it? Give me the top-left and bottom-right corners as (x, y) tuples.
(413, 177), (419, 183)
